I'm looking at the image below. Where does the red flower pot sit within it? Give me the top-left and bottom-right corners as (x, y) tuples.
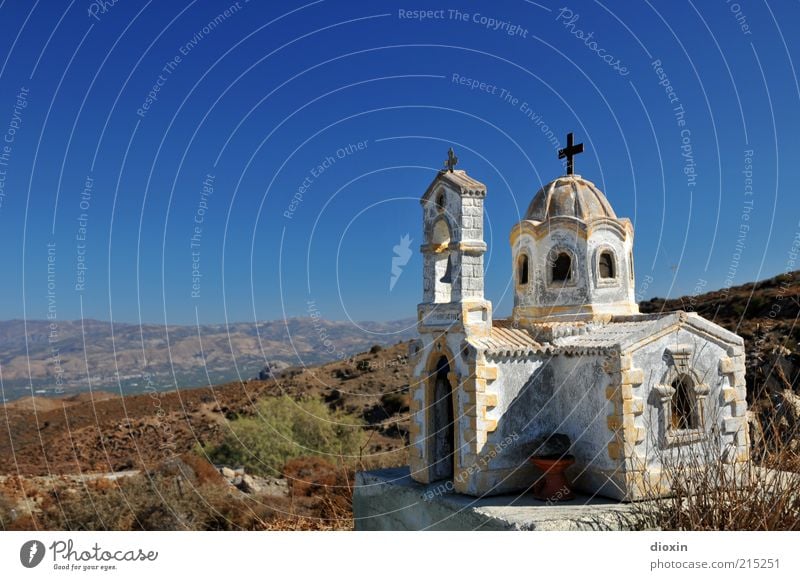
(530, 456), (576, 502)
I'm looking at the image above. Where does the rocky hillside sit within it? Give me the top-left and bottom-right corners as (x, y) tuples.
(0, 342), (412, 476)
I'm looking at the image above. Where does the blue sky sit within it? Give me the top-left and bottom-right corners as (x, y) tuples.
(0, 0), (797, 325)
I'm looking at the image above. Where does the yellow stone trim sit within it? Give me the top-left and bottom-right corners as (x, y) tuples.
(446, 371), (458, 385)
(622, 397), (644, 416)
(603, 353), (633, 374)
(614, 384), (634, 400)
(607, 414), (635, 431)
(621, 368), (644, 385)
(508, 218), (591, 243)
(718, 356), (735, 375)
(721, 386), (737, 404)
(624, 426), (646, 444)
(606, 355), (648, 466)
(513, 301), (640, 319)
(608, 440), (638, 460)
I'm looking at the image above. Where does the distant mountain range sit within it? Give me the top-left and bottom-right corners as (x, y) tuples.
(0, 317), (418, 401)
(4, 270), (798, 403)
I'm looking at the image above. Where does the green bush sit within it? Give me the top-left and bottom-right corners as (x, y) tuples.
(206, 396), (366, 476)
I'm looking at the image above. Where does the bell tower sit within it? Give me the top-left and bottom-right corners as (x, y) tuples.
(418, 149), (492, 337)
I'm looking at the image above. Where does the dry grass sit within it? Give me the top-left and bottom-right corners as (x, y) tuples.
(0, 453), (356, 531)
(634, 413), (800, 531)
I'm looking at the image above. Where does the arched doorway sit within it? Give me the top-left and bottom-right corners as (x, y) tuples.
(430, 355), (455, 481)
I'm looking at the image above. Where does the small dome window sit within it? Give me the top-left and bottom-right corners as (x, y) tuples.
(552, 253), (572, 282)
(518, 254), (529, 285)
(599, 251), (616, 279)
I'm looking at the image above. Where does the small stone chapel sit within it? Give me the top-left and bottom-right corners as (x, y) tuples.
(408, 138), (750, 501)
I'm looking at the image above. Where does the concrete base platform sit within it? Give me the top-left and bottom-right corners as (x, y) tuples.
(354, 467), (646, 531)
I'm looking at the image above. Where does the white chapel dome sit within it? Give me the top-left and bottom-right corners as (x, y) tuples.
(524, 174), (616, 222)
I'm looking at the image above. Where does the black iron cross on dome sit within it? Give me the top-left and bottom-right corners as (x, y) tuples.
(558, 132), (584, 175)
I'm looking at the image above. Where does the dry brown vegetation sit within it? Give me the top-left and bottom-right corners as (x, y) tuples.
(633, 396), (800, 531)
(0, 453), (357, 531)
(634, 453), (800, 531)
(0, 342), (413, 530)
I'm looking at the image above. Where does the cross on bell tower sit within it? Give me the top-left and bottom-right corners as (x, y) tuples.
(558, 132), (584, 175)
(444, 147), (458, 172)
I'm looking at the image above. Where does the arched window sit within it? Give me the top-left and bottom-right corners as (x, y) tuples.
(671, 375), (698, 430)
(552, 252), (572, 282)
(599, 251), (616, 279)
(518, 254), (529, 285)
(435, 191), (446, 212)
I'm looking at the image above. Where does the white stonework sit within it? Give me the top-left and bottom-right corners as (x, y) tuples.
(409, 166), (749, 501)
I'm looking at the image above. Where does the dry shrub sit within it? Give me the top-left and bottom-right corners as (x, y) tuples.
(180, 452), (228, 485)
(5, 453), (354, 531)
(10, 456), (305, 531)
(379, 391), (409, 415)
(634, 422), (800, 530)
(0, 492), (15, 530)
(631, 338), (800, 532)
(283, 456), (343, 497)
(280, 456), (354, 530)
